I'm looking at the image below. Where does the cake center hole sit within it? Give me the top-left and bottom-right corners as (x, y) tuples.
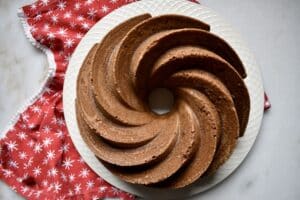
(148, 88), (174, 115)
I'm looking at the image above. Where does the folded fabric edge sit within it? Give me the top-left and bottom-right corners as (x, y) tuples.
(0, 8), (57, 138)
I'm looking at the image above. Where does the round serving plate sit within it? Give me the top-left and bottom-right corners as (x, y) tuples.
(63, 0), (264, 199)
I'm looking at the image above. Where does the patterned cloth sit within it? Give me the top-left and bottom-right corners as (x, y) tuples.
(0, 0), (270, 199)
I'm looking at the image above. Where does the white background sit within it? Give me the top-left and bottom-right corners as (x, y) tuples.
(0, 0), (299, 199)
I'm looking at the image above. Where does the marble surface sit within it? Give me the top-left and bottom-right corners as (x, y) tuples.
(0, 0), (299, 199)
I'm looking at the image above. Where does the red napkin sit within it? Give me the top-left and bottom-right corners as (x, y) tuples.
(0, 0), (270, 199)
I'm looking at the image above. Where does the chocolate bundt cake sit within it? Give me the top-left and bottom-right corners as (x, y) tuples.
(76, 14), (250, 188)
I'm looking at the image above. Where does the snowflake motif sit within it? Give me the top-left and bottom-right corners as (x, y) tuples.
(8, 160), (19, 169)
(35, 191), (42, 198)
(30, 3), (37, 10)
(40, 0), (49, 6)
(46, 150), (56, 160)
(86, 180), (95, 189)
(31, 105), (41, 114)
(99, 186), (107, 193)
(39, 96), (49, 104)
(57, 28), (67, 37)
(79, 168), (90, 178)
(101, 5), (110, 13)
(76, 33), (83, 39)
(64, 53), (71, 63)
(47, 32), (55, 41)
(18, 151), (27, 160)
(74, 183), (81, 194)
(28, 123), (36, 129)
(64, 38), (75, 48)
(69, 174), (76, 182)
(45, 87), (54, 94)
(21, 186), (29, 194)
(42, 125), (51, 134)
(43, 137), (53, 147)
(47, 168), (58, 177)
(57, 118), (65, 126)
(6, 141), (18, 152)
(51, 14), (59, 24)
(64, 11), (72, 19)
(92, 195), (99, 200)
(55, 130), (64, 138)
(34, 13), (42, 21)
(20, 123), (27, 129)
(34, 143), (43, 153)
(59, 143), (70, 153)
(74, 2), (81, 10)
(33, 166), (42, 176)
(62, 157), (74, 170)
(17, 132), (27, 140)
(42, 180), (49, 187)
(85, 0), (95, 6)
(47, 183), (54, 191)
(87, 8), (97, 19)
(57, 1), (66, 10)
(110, 0), (119, 3)
(77, 15), (84, 21)
(27, 140), (35, 148)
(53, 182), (62, 193)
(24, 158), (33, 169)
(69, 21), (77, 29)
(21, 113), (29, 122)
(61, 173), (68, 182)
(81, 22), (90, 30)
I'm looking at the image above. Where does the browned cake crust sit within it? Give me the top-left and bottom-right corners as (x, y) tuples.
(76, 14), (250, 188)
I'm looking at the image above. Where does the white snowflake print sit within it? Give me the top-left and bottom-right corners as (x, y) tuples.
(62, 157), (74, 170)
(85, 0), (95, 6)
(28, 123), (36, 129)
(29, 25), (37, 33)
(74, 2), (81, 10)
(2, 169), (13, 178)
(34, 13), (42, 21)
(33, 166), (42, 176)
(64, 38), (75, 48)
(99, 186), (107, 193)
(74, 183), (81, 194)
(79, 168), (90, 178)
(57, 118), (65, 126)
(46, 150), (56, 160)
(38, 96), (49, 104)
(69, 174), (76, 182)
(17, 132), (27, 140)
(81, 22), (90, 30)
(53, 182), (62, 193)
(57, 28), (68, 37)
(27, 140), (35, 148)
(92, 195), (99, 200)
(45, 87), (54, 94)
(21, 113), (29, 122)
(76, 33), (83, 39)
(8, 160), (19, 169)
(61, 173), (68, 182)
(33, 143), (43, 153)
(55, 130), (64, 138)
(42, 180), (49, 187)
(24, 158), (33, 169)
(40, 0), (49, 6)
(110, 0), (119, 3)
(18, 151), (27, 160)
(67, 189), (74, 196)
(87, 8), (97, 19)
(101, 5), (109, 13)
(64, 11), (72, 19)
(6, 141), (18, 152)
(30, 3), (37, 10)
(43, 137), (53, 147)
(47, 168), (58, 177)
(86, 180), (94, 189)
(31, 105), (41, 114)
(77, 15), (84, 21)
(57, 1), (66, 10)
(59, 143), (70, 153)
(51, 14), (59, 24)
(42, 125), (52, 134)
(35, 191), (42, 198)
(47, 32), (55, 41)
(21, 186), (29, 194)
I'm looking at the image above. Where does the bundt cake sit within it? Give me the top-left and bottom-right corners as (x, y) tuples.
(76, 14), (250, 188)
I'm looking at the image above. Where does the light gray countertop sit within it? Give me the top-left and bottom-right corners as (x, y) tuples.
(0, 0), (300, 199)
